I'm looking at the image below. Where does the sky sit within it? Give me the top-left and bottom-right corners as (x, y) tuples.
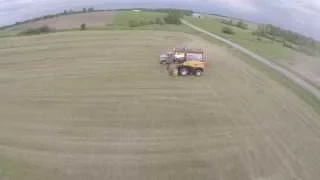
(1, 0), (320, 39)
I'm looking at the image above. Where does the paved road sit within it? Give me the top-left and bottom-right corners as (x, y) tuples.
(182, 19), (320, 100)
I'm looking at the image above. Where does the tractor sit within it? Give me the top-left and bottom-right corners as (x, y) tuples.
(160, 47), (207, 76)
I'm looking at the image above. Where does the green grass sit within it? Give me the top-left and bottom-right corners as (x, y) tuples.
(184, 16), (297, 60)
(107, 11), (197, 32)
(206, 14), (258, 30)
(111, 11), (167, 28)
(106, 23), (198, 34)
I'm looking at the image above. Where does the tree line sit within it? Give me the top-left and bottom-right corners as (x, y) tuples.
(254, 24), (320, 56)
(128, 11), (185, 27)
(117, 8), (193, 16)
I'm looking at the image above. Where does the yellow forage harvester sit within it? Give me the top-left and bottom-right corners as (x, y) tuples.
(160, 47), (207, 76)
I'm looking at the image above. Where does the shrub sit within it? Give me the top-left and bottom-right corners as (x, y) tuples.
(236, 21), (248, 30)
(80, 24), (86, 30)
(19, 26), (55, 36)
(128, 18), (163, 27)
(222, 27), (235, 35)
(128, 18), (164, 27)
(221, 19), (233, 26)
(164, 12), (182, 25)
(139, 20), (148, 26)
(283, 41), (295, 50)
(156, 17), (164, 25)
(128, 20), (139, 27)
(149, 20), (155, 25)
(257, 36), (262, 41)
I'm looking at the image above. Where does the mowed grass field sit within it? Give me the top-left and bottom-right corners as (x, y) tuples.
(1, 31), (320, 180)
(8, 11), (114, 31)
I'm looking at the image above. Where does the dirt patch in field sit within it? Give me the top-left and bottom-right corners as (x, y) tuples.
(9, 11), (113, 31)
(0, 31), (320, 180)
(280, 54), (320, 87)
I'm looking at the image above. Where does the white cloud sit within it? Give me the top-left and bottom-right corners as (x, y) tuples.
(277, 0), (320, 15)
(201, 0), (258, 13)
(272, 0), (320, 37)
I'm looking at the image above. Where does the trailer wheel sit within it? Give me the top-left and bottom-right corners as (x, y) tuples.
(195, 69), (203, 76)
(179, 67), (188, 76)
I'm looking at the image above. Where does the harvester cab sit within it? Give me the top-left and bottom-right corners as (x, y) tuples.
(173, 47), (187, 62)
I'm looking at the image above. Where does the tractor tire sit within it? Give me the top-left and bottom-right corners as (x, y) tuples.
(195, 69), (203, 77)
(179, 67), (188, 76)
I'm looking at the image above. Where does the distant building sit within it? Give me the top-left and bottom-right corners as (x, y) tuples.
(132, 10), (141, 12)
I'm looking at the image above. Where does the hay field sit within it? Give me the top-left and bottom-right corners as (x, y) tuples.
(0, 31), (320, 180)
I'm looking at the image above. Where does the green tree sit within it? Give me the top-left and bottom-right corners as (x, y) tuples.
(236, 21), (248, 29)
(148, 20), (155, 25)
(155, 17), (164, 25)
(164, 12), (182, 25)
(222, 27), (235, 35)
(139, 20), (148, 26)
(128, 20), (139, 27)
